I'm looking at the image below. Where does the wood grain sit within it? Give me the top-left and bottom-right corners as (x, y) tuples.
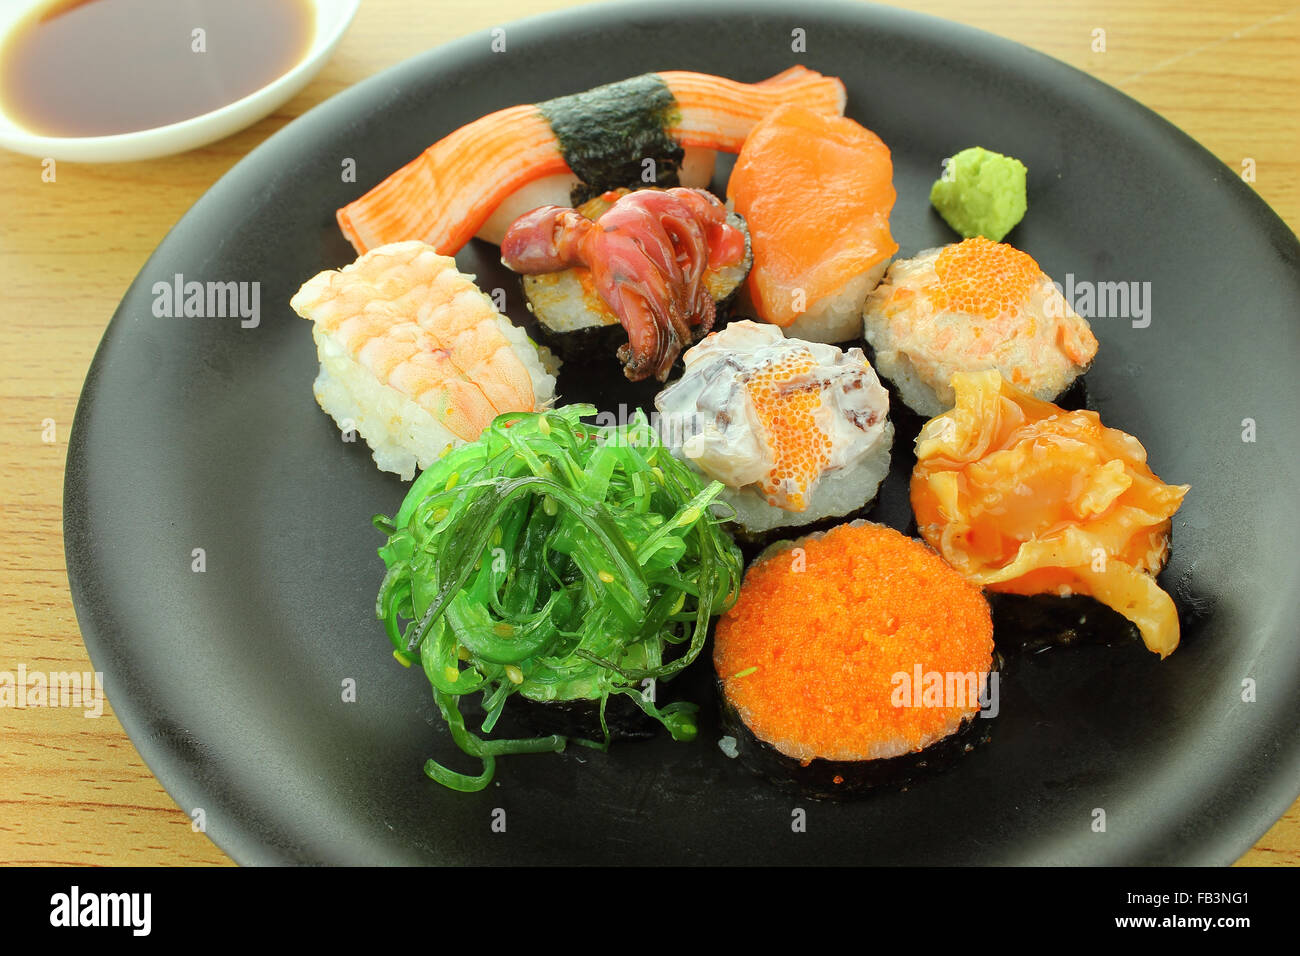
(0, 0), (1295, 867)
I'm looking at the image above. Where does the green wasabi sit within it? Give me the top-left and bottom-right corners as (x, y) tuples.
(930, 146), (1028, 242)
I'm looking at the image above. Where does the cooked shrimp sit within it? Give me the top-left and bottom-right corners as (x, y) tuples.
(291, 241), (557, 478)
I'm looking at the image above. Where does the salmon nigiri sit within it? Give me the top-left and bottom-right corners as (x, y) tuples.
(337, 67), (846, 257)
(727, 104), (898, 343)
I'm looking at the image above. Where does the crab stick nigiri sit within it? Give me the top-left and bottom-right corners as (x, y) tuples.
(337, 67), (846, 257)
(726, 104), (898, 343)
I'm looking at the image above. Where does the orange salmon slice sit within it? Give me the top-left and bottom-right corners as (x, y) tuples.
(727, 104), (898, 327)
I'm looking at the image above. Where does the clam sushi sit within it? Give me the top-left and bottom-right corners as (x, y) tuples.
(862, 237), (1098, 417)
(654, 321), (893, 541)
(911, 369), (1190, 657)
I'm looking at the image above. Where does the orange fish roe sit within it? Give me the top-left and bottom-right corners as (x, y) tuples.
(931, 236), (1041, 321)
(743, 349), (831, 510)
(714, 522), (994, 763)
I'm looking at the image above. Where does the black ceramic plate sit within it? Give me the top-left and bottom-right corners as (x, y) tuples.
(65, 0), (1300, 865)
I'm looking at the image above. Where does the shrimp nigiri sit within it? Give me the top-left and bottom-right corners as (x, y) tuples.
(337, 67), (846, 257)
(290, 241), (558, 480)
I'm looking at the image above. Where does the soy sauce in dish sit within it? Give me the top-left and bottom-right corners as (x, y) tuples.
(0, 0), (315, 138)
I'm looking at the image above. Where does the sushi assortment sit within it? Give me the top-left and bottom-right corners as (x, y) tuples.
(290, 66), (1190, 794)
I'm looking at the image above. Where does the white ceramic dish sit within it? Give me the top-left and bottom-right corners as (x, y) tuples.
(0, 0), (360, 162)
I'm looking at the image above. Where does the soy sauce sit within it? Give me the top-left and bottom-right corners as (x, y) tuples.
(0, 0), (315, 138)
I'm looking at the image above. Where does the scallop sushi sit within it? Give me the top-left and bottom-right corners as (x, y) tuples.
(654, 321), (893, 541)
(862, 237), (1098, 417)
(715, 521), (997, 798)
(726, 104), (898, 343)
(290, 241), (558, 480)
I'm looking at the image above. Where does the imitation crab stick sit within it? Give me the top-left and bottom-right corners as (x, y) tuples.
(336, 67), (846, 256)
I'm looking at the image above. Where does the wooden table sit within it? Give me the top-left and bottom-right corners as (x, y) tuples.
(2, 0), (1296, 867)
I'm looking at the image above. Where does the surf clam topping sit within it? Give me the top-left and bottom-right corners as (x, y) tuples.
(910, 369), (1189, 657)
(656, 321), (891, 512)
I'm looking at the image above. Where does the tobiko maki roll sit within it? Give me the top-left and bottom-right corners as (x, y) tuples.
(714, 521), (998, 798)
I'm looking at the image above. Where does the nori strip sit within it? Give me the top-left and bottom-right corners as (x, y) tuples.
(538, 74), (684, 204)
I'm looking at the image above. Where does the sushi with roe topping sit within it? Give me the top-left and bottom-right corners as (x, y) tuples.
(714, 521), (997, 797)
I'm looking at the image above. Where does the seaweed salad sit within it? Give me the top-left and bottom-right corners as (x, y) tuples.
(374, 404), (743, 791)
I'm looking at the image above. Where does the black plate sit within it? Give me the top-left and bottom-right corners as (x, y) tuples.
(65, 0), (1300, 864)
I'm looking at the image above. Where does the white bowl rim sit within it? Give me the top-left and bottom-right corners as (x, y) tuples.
(0, 0), (361, 158)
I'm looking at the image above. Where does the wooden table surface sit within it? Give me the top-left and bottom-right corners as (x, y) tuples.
(1, 0), (1296, 867)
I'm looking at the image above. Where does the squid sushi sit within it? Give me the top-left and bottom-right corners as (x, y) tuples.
(862, 237), (1098, 417)
(654, 321), (893, 539)
(502, 187), (751, 381)
(290, 241), (558, 480)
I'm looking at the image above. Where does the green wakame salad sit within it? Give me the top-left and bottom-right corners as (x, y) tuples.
(374, 404), (743, 791)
